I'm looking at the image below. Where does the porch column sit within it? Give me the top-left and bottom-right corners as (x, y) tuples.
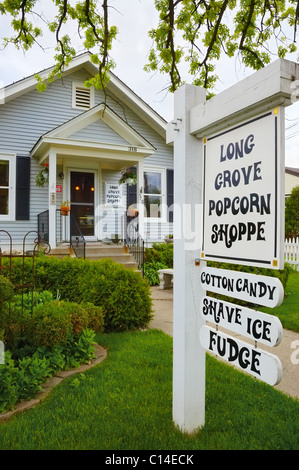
(137, 159), (145, 240)
(48, 150), (57, 249)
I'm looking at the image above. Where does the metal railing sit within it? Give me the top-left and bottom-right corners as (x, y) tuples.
(70, 213), (86, 259)
(0, 230), (50, 315)
(37, 210), (49, 243)
(123, 213), (145, 275)
(37, 210), (86, 259)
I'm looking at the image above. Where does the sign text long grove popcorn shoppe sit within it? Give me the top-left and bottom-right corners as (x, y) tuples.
(201, 110), (284, 269)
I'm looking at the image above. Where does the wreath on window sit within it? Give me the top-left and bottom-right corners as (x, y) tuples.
(35, 163), (49, 187)
(119, 169), (137, 186)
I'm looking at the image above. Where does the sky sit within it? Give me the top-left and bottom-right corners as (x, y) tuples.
(0, 0), (299, 168)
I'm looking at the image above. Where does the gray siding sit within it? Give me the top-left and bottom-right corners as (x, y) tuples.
(71, 119), (129, 146)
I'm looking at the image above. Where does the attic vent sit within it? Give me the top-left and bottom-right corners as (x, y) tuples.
(72, 83), (94, 110)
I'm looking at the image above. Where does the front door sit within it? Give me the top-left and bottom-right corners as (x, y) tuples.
(70, 171), (95, 238)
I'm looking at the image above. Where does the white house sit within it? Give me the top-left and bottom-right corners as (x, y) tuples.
(0, 52), (173, 256)
(285, 167), (299, 197)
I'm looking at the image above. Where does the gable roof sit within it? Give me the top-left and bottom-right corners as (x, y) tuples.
(285, 167), (299, 177)
(2, 52), (167, 139)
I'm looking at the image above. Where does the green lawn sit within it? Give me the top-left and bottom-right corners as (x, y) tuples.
(0, 329), (298, 450)
(0, 270), (298, 450)
(261, 271), (299, 333)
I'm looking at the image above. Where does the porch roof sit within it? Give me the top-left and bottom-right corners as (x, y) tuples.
(31, 102), (156, 167)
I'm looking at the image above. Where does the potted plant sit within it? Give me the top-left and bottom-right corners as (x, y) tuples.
(119, 169), (137, 186)
(35, 163), (49, 187)
(61, 200), (70, 216)
(164, 234), (173, 244)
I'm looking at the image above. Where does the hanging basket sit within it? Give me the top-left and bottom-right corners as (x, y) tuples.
(119, 169), (137, 186)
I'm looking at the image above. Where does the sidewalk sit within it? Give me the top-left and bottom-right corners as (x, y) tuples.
(149, 286), (299, 401)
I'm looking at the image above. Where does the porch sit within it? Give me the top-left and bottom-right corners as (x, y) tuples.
(31, 103), (156, 272)
(37, 208), (144, 273)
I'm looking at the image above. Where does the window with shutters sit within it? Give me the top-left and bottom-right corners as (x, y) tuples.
(72, 82), (94, 110)
(0, 153), (16, 221)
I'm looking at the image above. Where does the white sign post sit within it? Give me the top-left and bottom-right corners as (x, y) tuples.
(167, 84), (207, 434)
(168, 59), (299, 434)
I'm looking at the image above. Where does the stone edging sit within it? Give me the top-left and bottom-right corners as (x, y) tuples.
(0, 344), (107, 422)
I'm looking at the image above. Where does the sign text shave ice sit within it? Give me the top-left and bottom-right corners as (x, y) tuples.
(201, 296), (283, 347)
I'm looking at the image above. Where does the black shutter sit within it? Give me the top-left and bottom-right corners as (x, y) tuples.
(167, 169), (174, 222)
(16, 156), (30, 220)
(126, 166), (137, 209)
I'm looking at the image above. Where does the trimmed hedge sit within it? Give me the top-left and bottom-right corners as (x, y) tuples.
(1, 256), (153, 332)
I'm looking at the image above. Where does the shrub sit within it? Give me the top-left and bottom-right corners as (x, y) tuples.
(25, 300), (104, 348)
(143, 262), (168, 286)
(63, 328), (97, 369)
(78, 259), (153, 331)
(0, 305), (31, 355)
(13, 290), (54, 311)
(144, 242), (173, 286)
(0, 257), (152, 332)
(25, 301), (73, 348)
(0, 276), (14, 305)
(285, 185), (299, 238)
(0, 329), (97, 414)
(144, 242), (173, 268)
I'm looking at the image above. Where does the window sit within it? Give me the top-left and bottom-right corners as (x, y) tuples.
(0, 154), (16, 221)
(144, 169), (165, 219)
(72, 82), (94, 110)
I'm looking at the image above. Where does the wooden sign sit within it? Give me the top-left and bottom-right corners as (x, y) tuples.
(200, 325), (283, 386)
(200, 266), (284, 308)
(201, 110), (284, 269)
(200, 296), (283, 347)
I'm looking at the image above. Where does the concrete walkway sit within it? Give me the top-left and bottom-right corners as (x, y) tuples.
(149, 286), (299, 401)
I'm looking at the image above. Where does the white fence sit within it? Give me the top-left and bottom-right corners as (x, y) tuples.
(285, 237), (299, 271)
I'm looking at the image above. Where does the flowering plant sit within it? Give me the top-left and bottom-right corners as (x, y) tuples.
(119, 169), (137, 186)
